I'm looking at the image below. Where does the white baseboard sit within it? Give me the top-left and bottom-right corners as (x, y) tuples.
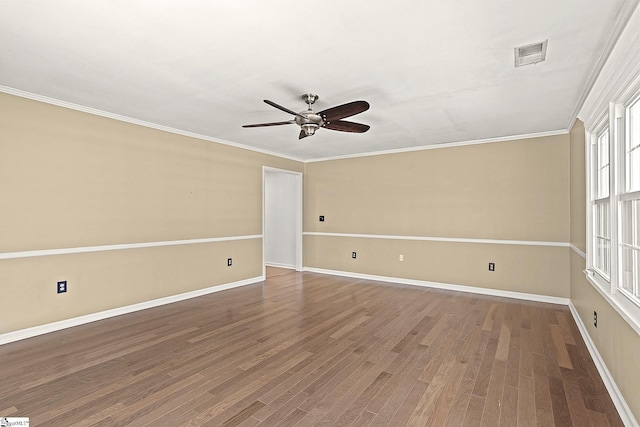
(568, 302), (639, 427)
(0, 275), (264, 346)
(265, 262), (296, 269)
(303, 267), (570, 305)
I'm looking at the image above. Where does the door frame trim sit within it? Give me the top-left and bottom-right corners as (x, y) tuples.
(262, 166), (303, 276)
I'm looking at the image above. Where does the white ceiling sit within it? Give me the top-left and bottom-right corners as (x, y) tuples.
(0, 0), (636, 161)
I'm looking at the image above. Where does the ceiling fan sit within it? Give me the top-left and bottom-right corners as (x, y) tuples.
(242, 94), (370, 140)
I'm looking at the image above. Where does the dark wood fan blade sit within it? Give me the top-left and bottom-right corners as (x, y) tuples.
(242, 121), (295, 128)
(264, 100), (305, 119)
(323, 120), (370, 133)
(299, 129), (309, 140)
(319, 101), (369, 122)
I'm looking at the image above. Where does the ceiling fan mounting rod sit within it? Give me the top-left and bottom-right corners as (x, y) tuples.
(302, 93), (318, 108)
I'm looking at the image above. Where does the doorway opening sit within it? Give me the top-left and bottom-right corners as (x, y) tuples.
(263, 167), (303, 277)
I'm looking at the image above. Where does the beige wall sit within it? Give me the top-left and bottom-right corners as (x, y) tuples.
(305, 136), (570, 241)
(0, 92), (303, 333)
(568, 119), (640, 421)
(305, 235), (569, 297)
(304, 135), (571, 298)
(3, 89), (636, 421)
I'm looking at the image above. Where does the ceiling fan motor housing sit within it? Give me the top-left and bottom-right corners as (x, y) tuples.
(296, 111), (323, 136)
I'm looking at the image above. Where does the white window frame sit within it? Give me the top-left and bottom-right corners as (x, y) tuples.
(618, 93), (640, 303)
(589, 120), (612, 281)
(585, 88), (640, 334)
(579, 1), (640, 337)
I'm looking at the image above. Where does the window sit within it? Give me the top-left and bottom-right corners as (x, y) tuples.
(580, 5), (640, 334)
(591, 128), (610, 278)
(619, 96), (640, 301)
(587, 93), (640, 320)
(587, 94), (640, 334)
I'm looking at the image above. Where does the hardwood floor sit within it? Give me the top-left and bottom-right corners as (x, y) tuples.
(0, 267), (623, 426)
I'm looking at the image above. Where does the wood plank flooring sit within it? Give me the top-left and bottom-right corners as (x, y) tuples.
(0, 268), (623, 426)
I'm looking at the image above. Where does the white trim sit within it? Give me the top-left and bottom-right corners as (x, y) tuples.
(584, 269), (640, 335)
(262, 167), (303, 274)
(568, 302), (639, 427)
(579, 1), (640, 127)
(0, 85), (305, 163)
(0, 235), (262, 260)
(586, 127), (592, 272)
(265, 262), (297, 270)
(262, 166), (303, 176)
(571, 244), (587, 259)
(0, 275), (264, 346)
(305, 129), (568, 163)
(303, 267), (570, 306)
(568, 0), (640, 132)
(2, 84), (571, 164)
(303, 232), (569, 248)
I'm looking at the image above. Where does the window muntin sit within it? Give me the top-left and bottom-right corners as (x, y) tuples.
(626, 98), (640, 193)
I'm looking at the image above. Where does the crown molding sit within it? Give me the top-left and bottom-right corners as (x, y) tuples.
(0, 85), (306, 163)
(304, 129), (569, 163)
(568, 0), (640, 131)
(578, 1), (640, 128)
(1, 84), (568, 164)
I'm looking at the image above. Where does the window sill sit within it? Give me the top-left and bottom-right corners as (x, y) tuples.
(584, 269), (640, 335)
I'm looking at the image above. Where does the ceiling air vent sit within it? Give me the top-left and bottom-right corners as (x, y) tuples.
(514, 40), (548, 67)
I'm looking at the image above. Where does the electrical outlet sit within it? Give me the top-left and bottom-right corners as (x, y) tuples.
(57, 280), (67, 294)
(594, 311), (598, 328)
(489, 262), (495, 271)
(399, 254), (404, 262)
(227, 258), (232, 267)
(319, 215), (325, 222)
(352, 252), (357, 259)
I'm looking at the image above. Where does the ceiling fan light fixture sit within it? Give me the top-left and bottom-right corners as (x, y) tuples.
(301, 123), (318, 136)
